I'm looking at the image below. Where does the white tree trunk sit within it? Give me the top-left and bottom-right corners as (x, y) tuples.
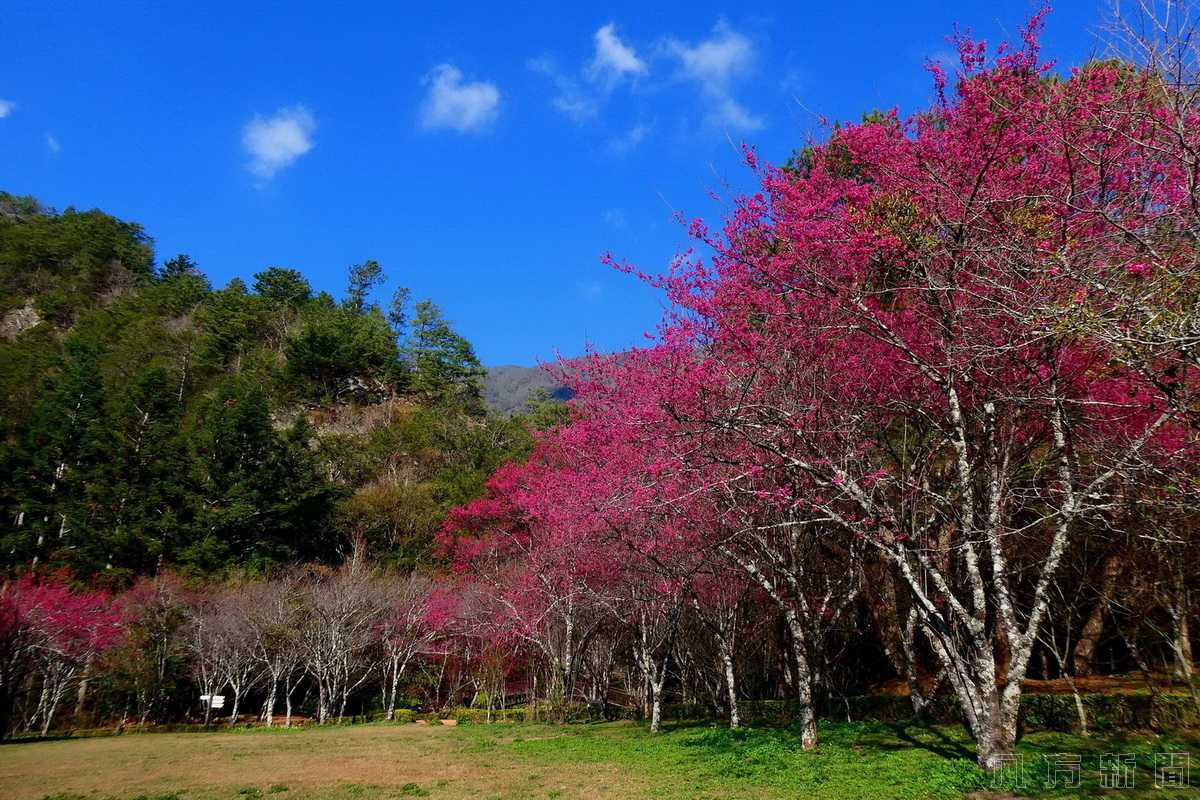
(721, 649), (740, 729)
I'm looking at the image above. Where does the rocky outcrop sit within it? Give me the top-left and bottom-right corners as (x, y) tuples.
(0, 302), (42, 341)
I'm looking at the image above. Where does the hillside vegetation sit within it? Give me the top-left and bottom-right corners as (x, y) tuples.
(0, 193), (563, 582)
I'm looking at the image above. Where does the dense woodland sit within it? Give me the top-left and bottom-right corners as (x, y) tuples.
(0, 194), (563, 580)
(1, 11), (1199, 777)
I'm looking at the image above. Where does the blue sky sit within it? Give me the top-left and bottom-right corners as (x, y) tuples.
(2, 1), (1106, 365)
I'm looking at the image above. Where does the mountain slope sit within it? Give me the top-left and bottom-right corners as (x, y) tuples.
(484, 365), (571, 414)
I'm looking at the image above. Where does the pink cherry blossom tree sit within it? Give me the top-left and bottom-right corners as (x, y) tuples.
(0, 575), (122, 737)
(607, 12), (1199, 766)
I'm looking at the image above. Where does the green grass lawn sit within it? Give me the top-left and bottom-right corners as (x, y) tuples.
(2, 719), (1198, 800)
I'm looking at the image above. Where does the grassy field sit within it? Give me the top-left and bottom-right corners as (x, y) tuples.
(2, 720), (1199, 800)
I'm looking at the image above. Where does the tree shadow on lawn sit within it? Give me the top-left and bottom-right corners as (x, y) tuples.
(882, 719), (977, 762)
(663, 718), (977, 761)
(663, 717), (990, 772)
(0, 733), (86, 745)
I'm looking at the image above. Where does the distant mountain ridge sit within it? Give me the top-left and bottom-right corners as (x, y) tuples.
(484, 364), (572, 414)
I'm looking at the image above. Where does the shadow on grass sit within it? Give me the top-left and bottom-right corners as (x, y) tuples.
(0, 733), (80, 745)
(884, 719), (977, 762)
(663, 716), (979, 761)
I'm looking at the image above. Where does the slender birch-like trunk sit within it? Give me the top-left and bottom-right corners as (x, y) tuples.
(721, 648), (740, 729)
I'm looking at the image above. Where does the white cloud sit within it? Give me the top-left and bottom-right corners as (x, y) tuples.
(420, 64), (501, 133)
(606, 122), (651, 154)
(710, 96), (762, 131)
(668, 22), (754, 87)
(242, 106), (315, 179)
(45, 133), (60, 154)
(552, 92), (596, 122)
(587, 23), (647, 86)
(528, 58), (597, 123)
(665, 21), (763, 131)
(532, 24), (646, 123)
(0, 100), (15, 118)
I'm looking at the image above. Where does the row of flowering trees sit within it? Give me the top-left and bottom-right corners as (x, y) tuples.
(440, 12), (1200, 771)
(175, 561), (442, 727)
(0, 563), (471, 738)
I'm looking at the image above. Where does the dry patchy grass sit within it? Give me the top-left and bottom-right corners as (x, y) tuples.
(0, 723), (641, 800)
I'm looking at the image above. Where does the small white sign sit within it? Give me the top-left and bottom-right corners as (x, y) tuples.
(200, 694), (226, 709)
